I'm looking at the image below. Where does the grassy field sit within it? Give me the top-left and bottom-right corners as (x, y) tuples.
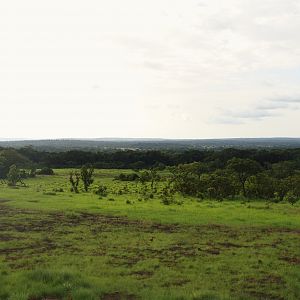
(0, 169), (299, 300)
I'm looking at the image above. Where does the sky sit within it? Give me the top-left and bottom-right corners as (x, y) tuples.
(1, 0), (300, 139)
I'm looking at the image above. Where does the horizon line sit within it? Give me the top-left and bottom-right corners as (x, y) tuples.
(1, 136), (300, 142)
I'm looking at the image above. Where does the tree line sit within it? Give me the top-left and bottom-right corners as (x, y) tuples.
(1, 146), (300, 170)
(0, 147), (299, 203)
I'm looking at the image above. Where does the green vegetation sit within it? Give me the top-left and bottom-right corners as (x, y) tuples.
(37, 167), (54, 176)
(0, 169), (299, 299)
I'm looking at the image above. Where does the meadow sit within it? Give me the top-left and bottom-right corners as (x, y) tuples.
(0, 169), (299, 300)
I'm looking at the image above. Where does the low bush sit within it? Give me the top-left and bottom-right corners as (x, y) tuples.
(93, 184), (108, 197)
(115, 173), (139, 181)
(38, 167), (54, 175)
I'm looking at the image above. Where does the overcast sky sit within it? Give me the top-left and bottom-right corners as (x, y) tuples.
(1, 0), (300, 139)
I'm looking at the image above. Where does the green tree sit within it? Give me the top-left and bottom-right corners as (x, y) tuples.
(284, 191), (299, 205)
(201, 170), (236, 200)
(149, 168), (160, 192)
(38, 167), (54, 175)
(80, 164), (94, 192)
(0, 155), (7, 181)
(139, 170), (151, 184)
(284, 175), (300, 198)
(168, 164), (200, 196)
(69, 171), (80, 193)
(29, 166), (37, 178)
(0, 149), (28, 179)
(188, 162), (209, 179)
(7, 164), (23, 187)
(245, 172), (277, 200)
(227, 158), (262, 197)
(271, 161), (297, 179)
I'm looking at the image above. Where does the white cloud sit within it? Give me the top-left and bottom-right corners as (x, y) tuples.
(215, 96), (300, 124)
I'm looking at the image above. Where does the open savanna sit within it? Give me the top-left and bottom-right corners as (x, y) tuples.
(0, 169), (299, 300)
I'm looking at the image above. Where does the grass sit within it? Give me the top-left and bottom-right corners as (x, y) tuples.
(0, 169), (299, 300)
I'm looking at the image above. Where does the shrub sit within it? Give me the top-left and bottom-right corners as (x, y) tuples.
(7, 165), (21, 186)
(80, 164), (94, 192)
(94, 184), (108, 197)
(115, 173), (139, 181)
(160, 184), (176, 205)
(284, 191), (299, 205)
(202, 170), (236, 200)
(43, 192), (57, 196)
(245, 172), (277, 200)
(38, 167), (54, 175)
(70, 171), (80, 193)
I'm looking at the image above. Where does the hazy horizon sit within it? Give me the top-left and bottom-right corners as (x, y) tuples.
(1, 0), (300, 139)
(1, 136), (300, 142)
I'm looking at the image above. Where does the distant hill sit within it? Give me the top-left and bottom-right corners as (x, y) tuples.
(1, 138), (300, 151)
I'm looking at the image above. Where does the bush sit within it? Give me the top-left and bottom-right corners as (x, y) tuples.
(43, 191), (57, 196)
(284, 191), (299, 205)
(38, 167), (54, 175)
(160, 184), (176, 205)
(94, 184), (108, 197)
(245, 173), (277, 200)
(202, 171), (236, 200)
(7, 165), (21, 186)
(115, 173), (139, 181)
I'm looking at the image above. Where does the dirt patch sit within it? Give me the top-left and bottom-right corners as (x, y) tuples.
(101, 292), (138, 300)
(280, 256), (300, 265)
(0, 199), (11, 203)
(245, 291), (284, 300)
(29, 297), (59, 300)
(130, 270), (154, 279)
(258, 275), (284, 285)
(244, 274), (285, 288)
(205, 248), (220, 255)
(0, 246), (34, 255)
(1, 237), (58, 265)
(242, 275), (285, 300)
(167, 244), (197, 257)
(108, 253), (142, 267)
(1, 201), (299, 273)
(218, 242), (244, 248)
(162, 278), (190, 287)
(0, 233), (16, 241)
(261, 227), (300, 235)
(0, 203), (240, 238)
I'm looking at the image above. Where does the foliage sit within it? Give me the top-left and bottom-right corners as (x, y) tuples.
(1, 146), (300, 202)
(69, 171), (80, 193)
(160, 182), (176, 205)
(38, 167), (54, 175)
(93, 184), (108, 197)
(2, 146), (300, 171)
(148, 168), (160, 192)
(29, 166), (37, 178)
(80, 164), (94, 192)
(7, 164), (24, 187)
(245, 172), (277, 200)
(0, 149), (29, 179)
(284, 191), (299, 205)
(201, 170), (236, 200)
(114, 173), (139, 181)
(168, 164), (200, 196)
(227, 158), (262, 196)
